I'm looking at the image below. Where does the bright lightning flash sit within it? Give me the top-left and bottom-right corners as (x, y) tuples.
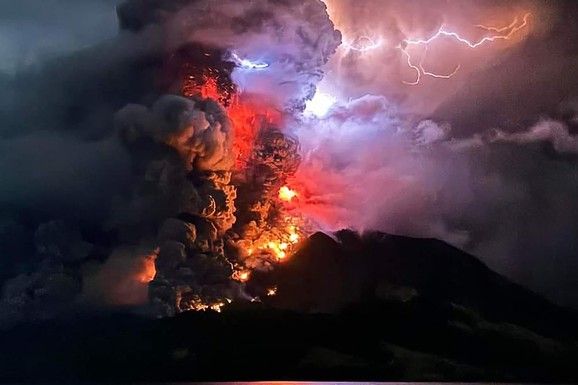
(404, 13), (531, 49)
(343, 36), (383, 52)
(337, 13), (531, 85)
(231, 53), (270, 70)
(400, 12), (531, 85)
(305, 92), (337, 117)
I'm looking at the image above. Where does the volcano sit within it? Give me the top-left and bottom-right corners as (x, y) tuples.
(2, 0), (578, 382)
(1, 231), (576, 382)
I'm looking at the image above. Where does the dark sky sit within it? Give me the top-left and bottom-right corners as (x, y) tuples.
(0, 0), (121, 73)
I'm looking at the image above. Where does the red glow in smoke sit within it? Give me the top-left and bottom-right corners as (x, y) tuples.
(226, 96), (283, 169)
(183, 73), (283, 169)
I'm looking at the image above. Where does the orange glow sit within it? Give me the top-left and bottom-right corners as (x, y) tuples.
(227, 95), (284, 170)
(267, 286), (278, 296)
(183, 297), (233, 313)
(197, 75), (220, 100)
(210, 302), (226, 313)
(137, 250), (158, 283)
(253, 219), (301, 262)
(233, 270), (251, 282)
(289, 232), (299, 243)
(183, 73), (282, 170)
(261, 241), (287, 261)
(278, 186), (298, 202)
(180, 70), (308, 311)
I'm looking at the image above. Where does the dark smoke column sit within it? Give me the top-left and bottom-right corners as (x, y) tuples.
(116, 95), (238, 315)
(117, 0), (342, 111)
(116, 0), (341, 314)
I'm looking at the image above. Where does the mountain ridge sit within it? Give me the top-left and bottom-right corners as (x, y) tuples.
(0, 230), (576, 382)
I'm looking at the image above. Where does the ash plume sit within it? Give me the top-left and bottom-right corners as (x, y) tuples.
(0, 0), (340, 324)
(1, 0), (578, 328)
(118, 0), (341, 111)
(0, 93), (242, 322)
(289, 0), (578, 308)
(291, 93), (578, 308)
(115, 95), (240, 315)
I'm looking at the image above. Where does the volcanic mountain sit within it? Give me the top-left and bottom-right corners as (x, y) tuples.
(1, 231), (576, 382)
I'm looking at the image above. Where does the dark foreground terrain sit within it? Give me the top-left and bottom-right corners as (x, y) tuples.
(0, 231), (577, 382)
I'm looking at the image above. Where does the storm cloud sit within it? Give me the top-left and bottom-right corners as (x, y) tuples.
(286, 0), (578, 308)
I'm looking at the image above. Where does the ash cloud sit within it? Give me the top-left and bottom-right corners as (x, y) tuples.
(492, 119), (578, 153)
(1, 0), (578, 325)
(0, 0), (339, 324)
(290, 0), (578, 308)
(118, 0), (341, 110)
(290, 96), (473, 245)
(292, 93), (578, 308)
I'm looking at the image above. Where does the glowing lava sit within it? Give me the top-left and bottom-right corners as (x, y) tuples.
(239, 218), (301, 264)
(279, 186), (298, 202)
(267, 286), (278, 296)
(233, 270), (251, 282)
(259, 222), (300, 262)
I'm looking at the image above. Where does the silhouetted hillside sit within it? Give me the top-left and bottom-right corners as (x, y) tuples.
(0, 231), (576, 382)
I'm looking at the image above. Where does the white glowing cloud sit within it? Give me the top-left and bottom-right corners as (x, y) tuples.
(231, 53), (269, 70)
(342, 36), (384, 52)
(305, 91), (337, 117)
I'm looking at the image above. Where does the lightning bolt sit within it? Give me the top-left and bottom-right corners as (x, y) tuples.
(342, 36), (383, 52)
(401, 45), (461, 86)
(231, 53), (269, 70)
(399, 12), (531, 85)
(337, 12), (531, 85)
(475, 16), (522, 33)
(404, 13), (531, 48)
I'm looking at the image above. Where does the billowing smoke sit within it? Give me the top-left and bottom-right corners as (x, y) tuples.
(288, 96), (470, 244)
(0, 0), (339, 324)
(283, 0), (578, 307)
(1, 0), (578, 326)
(114, 95), (241, 315)
(83, 246), (157, 306)
(493, 119), (578, 153)
(289, 91), (578, 306)
(118, 0), (341, 110)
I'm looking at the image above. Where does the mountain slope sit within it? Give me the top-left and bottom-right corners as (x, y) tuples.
(0, 230), (577, 382)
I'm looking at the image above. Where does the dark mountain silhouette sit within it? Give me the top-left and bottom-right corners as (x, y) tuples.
(0, 231), (577, 382)
(257, 230), (578, 340)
